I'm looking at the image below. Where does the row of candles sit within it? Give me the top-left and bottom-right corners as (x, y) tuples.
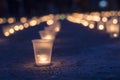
(2, 10), (120, 38)
(67, 12), (120, 38)
(0, 10), (120, 24)
(2, 14), (63, 37)
(32, 21), (60, 66)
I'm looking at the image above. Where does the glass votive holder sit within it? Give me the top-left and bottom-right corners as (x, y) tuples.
(39, 30), (56, 40)
(32, 39), (53, 66)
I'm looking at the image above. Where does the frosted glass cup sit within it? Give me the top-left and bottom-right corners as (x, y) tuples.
(32, 39), (53, 66)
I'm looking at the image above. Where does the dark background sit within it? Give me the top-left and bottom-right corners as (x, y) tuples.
(0, 0), (120, 17)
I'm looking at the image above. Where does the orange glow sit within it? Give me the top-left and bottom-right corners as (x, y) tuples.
(44, 35), (53, 39)
(37, 55), (49, 64)
(86, 15), (93, 21)
(82, 21), (89, 27)
(113, 33), (118, 38)
(4, 32), (10, 36)
(117, 11), (120, 16)
(72, 13), (83, 19)
(55, 26), (60, 32)
(0, 18), (4, 24)
(89, 23), (94, 29)
(98, 24), (104, 30)
(14, 25), (19, 31)
(107, 24), (119, 33)
(19, 25), (24, 30)
(20, 17), (27, 23)
(40, 16), (51, 22)
(46, 19), (54, 25)
(29, 20), (37, 26)
(8, 17), (15, 24)
(9, 28), (15, 34)
(102, 17), (108, 22)
(49, 14), (54, 19)
(66, 15), (75, 22)
(23, 23), (29, 28)
(113, 19), (118, 24)
(40, 57), (47, 62)
(93, 16), (100, 22)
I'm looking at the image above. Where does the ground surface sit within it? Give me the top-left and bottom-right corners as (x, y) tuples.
(0, 20), (120, 80)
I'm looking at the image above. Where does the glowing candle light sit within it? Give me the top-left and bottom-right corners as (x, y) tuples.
(89, 23), (95, 29)
(46, 19), (54, 25)
(20, 17), (27, 23)
(97, 21), (105, 31)
(39, 30), (56, 40)
(112, 33), (118, 38)
(8, 17), (15, 24)
(106, 17), (119, 38)
(37, 55), (50, 64)
(29, 20), (37, 26)
(4, 32), (10, 37)
(14, 25), (19, 31)
(23, 23), (29, 28)
(9, 28), (15, 34)
(98, 24), (104, 30)
(19, 25), (24, 30)
(112, 18), (118, 24)
(102, 17), (108, 22)
(0, 18), (4, 24)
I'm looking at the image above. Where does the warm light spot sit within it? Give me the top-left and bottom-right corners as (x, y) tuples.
(19, 25), (24, 30)
(45, 35), (52, 39)
(14, 25), (19, 31)
(74, 18), (81, 23)
(23, 23), (29, 28)
(86, 15), (92, 21)
(41, 16), (49, 22)
(66, 15), (75, 22)
(20, 17), (27, 23)
(37, 19), (41, 25)
(83, 21), (89, 27)
(0, 18), (4, 24)
(89, 24), (95, 29)
(8, 17), (15, 24)
(55, 26), (60, 32)
(9, 28), (15, 34)
(93, 16), (100, 22)
(113, 19), (118, 24)
(113, 33), (118, 38)
(110, 11), (116, 16)
(4, 32), (10, 36)
(46, 19), (54, 25)
(102, 17), (108, 22)
(117, 11), (120, 16)
(98, 24), (104, 30)
(37, 55), (49, 64)
(40, 57), (47, 62)
(29, 20), (37, 26)
(106, 24), (119, 34)
(49, 14), (54, 19)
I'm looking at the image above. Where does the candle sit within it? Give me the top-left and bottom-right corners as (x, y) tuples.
(39, 30), (55, 40)
(32, 39), (53, 66)
(36, 55), (50, 65)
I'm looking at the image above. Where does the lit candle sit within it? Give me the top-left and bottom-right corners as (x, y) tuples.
(36, 55), (50, 65)
(110, 33), (119, 38)
(39, 30), (55, 40)
(32, 39), (53, 66)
